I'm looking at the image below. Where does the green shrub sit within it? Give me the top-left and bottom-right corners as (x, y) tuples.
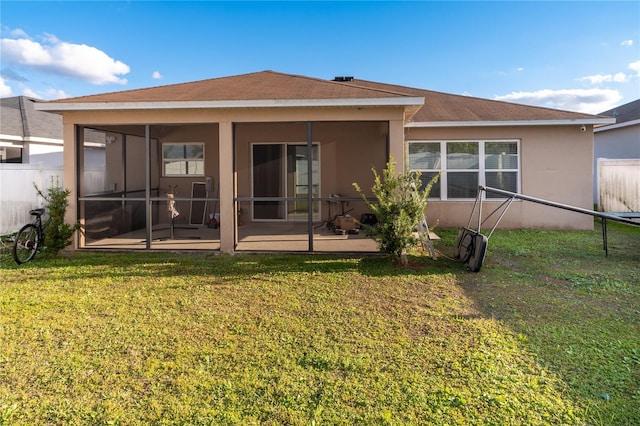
(353, 157), (439, 264)
(34, 182), (79, 256)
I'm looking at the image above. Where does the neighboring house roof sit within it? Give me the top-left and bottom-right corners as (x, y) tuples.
(595, 98), (640, 132)
(36, 70), (614, 126)
(1, 96), (62, 142)
(0, 96), (107, 149)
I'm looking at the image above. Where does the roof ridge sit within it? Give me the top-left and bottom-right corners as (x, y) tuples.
(50, 70), (279, 102)
(258, 71), (420, 98)
(45, 70), (421, 103)
(18, 96), (30, 136)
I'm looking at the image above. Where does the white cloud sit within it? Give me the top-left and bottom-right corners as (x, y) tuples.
(0, 32), (130, 85)
(579, 72), (630, 84)
(9, 28), (29, 38)
(621, 39), (633, 47)
(0, 77), (13, 97)
(579, 74), (610, 84)
(22, 85), (69, 100)
(613, 72), (630, 82)
(152, 71), (162, 80)
(494, 88), (622, 114)
(629, 60), (640, 77)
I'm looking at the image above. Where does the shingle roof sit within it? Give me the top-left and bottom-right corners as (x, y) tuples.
(38, 70), (609, 123)
(1, 96), (62, 139)
(345, 79), (603, 123)
(598, 98), (640, 125)
(51, 70), (414, 103)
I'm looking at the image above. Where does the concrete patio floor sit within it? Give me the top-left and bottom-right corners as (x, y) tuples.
(82, 222), (385, 253)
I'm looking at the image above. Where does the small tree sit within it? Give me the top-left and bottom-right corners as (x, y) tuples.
(34, 181), (79, 256)
(353, 156), (439, 266)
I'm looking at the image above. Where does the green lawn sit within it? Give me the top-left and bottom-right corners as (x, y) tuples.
(1, 222), (638, 425)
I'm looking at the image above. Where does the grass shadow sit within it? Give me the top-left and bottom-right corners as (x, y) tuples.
(455, 221), (640, 424)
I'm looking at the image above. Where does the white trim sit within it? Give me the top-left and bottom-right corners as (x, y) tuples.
(35, 97), (425, 112)
(0, 134), (24, 142)
(1, 134), (63, 144)
(594, 118), (640, 133)
(1, 135), (101, 148)
(0, 141), (24, 148)
(408, 139), (521, 200)
(84, 142), (106, 148)
(406, 118), (616, 127)
(25, 136), (63, 144)
(161, 142), (206, 177)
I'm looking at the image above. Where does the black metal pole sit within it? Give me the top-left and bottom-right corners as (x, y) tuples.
(480, 186), (640, 227)
(307, 122), (314, 252)
(602, 218), (608, 257)
(145, 125), (151, 249)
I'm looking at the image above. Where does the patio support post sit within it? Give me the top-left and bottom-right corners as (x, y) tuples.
(68, 124), (80, 249)
(307, 122), (313, 252)
(145, 125), (151, 249)
(388, 119), (405, 172)
(219, 121), (234, 253)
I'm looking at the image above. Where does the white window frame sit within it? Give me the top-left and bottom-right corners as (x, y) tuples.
(161, 142), (205, 177)
(408, 139), (520, 200)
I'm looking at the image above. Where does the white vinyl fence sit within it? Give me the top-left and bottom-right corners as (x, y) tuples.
(597, 158), (640, 213)
(0, 164), (64, 235)
(0, 165), (107, 235)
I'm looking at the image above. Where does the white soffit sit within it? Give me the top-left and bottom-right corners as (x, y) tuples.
(407, 118), (617, 127)
(35, 97), (425, 112)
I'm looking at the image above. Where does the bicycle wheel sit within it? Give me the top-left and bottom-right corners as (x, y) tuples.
(13, 224), (40, 264)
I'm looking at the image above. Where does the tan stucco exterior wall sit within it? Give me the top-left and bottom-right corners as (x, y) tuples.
(63, 122), (77, 240)
(63, 105), (596, 254)
(153, 124), (220, 227)
(234, 121), (387, 197)
(406, 125), (595, 229)
(63, 106), (405, 252)
(233, 121), (388, 229)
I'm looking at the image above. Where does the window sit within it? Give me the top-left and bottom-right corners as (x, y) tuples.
(409, 140), (519, 199)
(408, 142), (441, 198)
(0, 146), (23, 163)
(162, 143), (204, 176)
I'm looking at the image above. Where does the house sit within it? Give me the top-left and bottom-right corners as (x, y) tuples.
(1, 96), (64, 164)
(35, 70), (614, 253)
(0, 96), (106, 234)
(594, 99), (640, 210)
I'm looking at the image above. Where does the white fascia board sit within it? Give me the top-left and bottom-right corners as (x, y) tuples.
(35, 97), (425, 112)
(594, 118), (640, 133)
(0, 134), (63, 145)
(0, 140), (24, 147)
(406, 118), (617, 127)
(0, 134), (24, 142)
(24, 136), (64, 144)
(83, 142), (106, 148)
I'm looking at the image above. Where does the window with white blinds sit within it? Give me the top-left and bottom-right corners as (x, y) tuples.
(409, 140), (519, 199)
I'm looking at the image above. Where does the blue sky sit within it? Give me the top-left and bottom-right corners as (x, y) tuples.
(1, 1), (638, 114)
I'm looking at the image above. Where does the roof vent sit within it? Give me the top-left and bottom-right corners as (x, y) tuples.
(333, 76), (354, 82)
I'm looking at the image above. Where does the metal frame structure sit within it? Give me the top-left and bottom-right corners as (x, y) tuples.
(457, 186), (640, 272)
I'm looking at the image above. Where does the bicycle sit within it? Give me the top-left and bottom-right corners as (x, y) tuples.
(13, 208), (45, 265)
